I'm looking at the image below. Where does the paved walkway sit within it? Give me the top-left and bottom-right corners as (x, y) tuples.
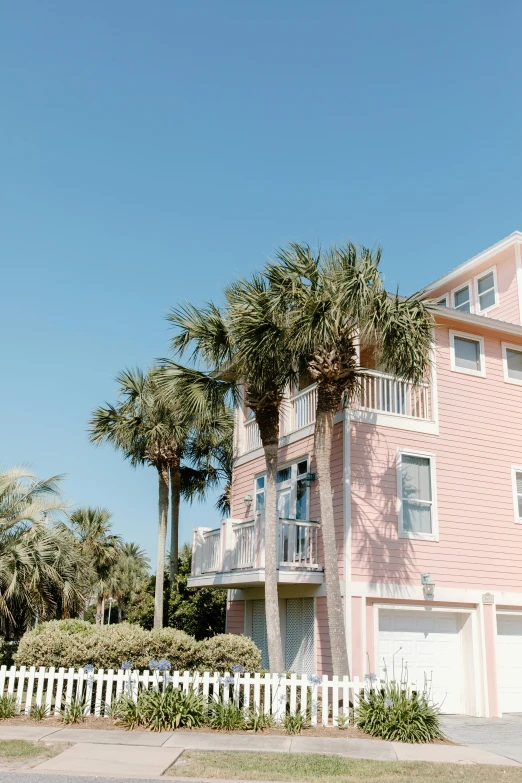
(0, 724), (519, 778)
(442, 713), (522, 764)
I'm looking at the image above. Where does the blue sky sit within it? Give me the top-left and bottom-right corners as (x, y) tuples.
(1, 1), (521, 567)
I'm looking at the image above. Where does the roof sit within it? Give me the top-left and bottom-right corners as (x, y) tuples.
(423, 231), (522, 294)
(434, 304), (522, 341)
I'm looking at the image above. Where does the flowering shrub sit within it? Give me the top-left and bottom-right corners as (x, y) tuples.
(197, 634), (261, 674)
(15, 621), (261, 674)
(355, 672), (444, 743)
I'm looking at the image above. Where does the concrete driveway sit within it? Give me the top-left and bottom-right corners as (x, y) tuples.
(442, 714), (522, 763)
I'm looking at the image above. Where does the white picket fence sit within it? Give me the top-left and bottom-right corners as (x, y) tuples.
(0, 666), (366, 727)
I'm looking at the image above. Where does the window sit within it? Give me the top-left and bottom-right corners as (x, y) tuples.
(450, 331), (486, 377)
(475, 268), (497, 313)
(437, 295), (449, 307)
(397, 450), (437, 540)
(503, 343), (522, 385)
(452, 283), (471, 313)
(512, 467), (522, 524)
(256, 458), (310, 521)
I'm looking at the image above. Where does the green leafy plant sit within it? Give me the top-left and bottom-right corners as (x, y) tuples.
(336, 711), (351, 730)
(282, 710), (308, 735)
(245, 707), (274, 733)
(355, 668), (444, 743)
(138, 687), (205, 731)
(112, 693), (142, 730)
(29, 703), (50, 721)
(60, 697), (85, 724)
(208, 699), (245, 731)
(0, 695), (16, 719)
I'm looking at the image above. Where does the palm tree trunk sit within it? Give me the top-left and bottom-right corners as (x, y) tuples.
(256, 404), (284, 673)
(154, 463), (169, 628)
(169, 456), (181, 581)
(96, 594), (104, 626)
(315, 387), (350, 677)
(118, 604), (122, 623)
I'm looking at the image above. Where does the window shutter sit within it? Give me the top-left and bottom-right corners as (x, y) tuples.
(285, 598), (314, 674)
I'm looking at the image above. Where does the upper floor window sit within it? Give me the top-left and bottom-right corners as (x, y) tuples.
(452, 283), (471, 313)
(502, 343), (522, 385)
(255, 458), (310, 520)
(437, 295), (449, 307)
(450, 330), (486, 377)
(512, 467), (522, 524)
(397, 449), (438, 541)
(475, 268), (497, 313)
(254, 476), (265, 513)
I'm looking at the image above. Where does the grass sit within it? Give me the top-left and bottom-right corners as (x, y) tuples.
(166, 750), (522, 782)
(0, 740), (64, 760)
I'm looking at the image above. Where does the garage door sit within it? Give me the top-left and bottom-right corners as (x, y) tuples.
(379, 609), (463, 714)
(497, 614), (522, 713)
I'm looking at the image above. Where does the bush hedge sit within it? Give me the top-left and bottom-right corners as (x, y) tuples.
(14, 621), (261, 673)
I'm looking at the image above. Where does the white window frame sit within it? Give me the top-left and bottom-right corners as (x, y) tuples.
(451, 280), (473, 313)
(502, 342), (522, 386)
(449, 329), (486, 378)
(474, 266), (498, 315)
(436, 294), (449, 307)
(396, 448), (438, 541)
(511, 466), (522, 525)
(254, 455), (311, 521)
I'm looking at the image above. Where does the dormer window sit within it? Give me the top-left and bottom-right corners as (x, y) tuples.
(475, 268), (497, 313)
(452, 284), (471, 313)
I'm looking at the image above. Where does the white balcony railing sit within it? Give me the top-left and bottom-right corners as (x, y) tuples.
(192, 515), (322, 577)
(238, 372), (431, 455)
(232, 519), (256, 570)
(279, 519), (320, 570)
(201, 528), (221, 573)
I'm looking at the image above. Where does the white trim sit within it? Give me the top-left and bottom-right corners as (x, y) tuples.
(502, 341), (522, 386)
(188, 569), (324, 588)
(474, 265), (499, 315)
(348, 409), (439, 435)
(451, 279), (473, 314)
(435, 307), (522, 338)
(396, 447), (439, 542)
(436, 293), (449, 307)
(511, 465), (522, 525)
(515, 242), (522, 325)
(449, 329), (486, 378)
(424, 232), (522, 293)
(343, 412), (352, 676)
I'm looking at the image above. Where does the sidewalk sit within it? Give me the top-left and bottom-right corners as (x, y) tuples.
(0, 724), (519, 779)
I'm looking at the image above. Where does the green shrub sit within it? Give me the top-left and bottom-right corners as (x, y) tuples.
(197, 634), (261, 674)
(15, 621), (198, 671)
(29, 704), (50, 721)
(0, 695), (16, 720)
(355, 679), (444, 743)
(282, 710), (307, 735)
(113, 687), (205, 732)
(61, 697), (85, 724)
(207, 698), (245, 731)
(245, 707), (274, 733)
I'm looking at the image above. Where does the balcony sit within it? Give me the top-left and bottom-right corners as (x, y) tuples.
(237, 371), (432, 456)
(189, 515), (323, 588)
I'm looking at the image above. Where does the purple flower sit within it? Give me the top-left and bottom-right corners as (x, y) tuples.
(384, 698), (394, 708)
(221, 675), (235, 686)
(148, 660), (159, 671)
(364, 672), (378, 683)
(233, 665), (245, 674)
(83, 664), (94, 674)
(157, 659), (171, 672)
(308, 674), (322, 685)
(121, 661), (133, 671)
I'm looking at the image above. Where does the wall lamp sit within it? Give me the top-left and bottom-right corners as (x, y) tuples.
(421, 573), (435, 600)
(243, 494), (253, 506)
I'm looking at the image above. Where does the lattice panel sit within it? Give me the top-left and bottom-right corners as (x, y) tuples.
(285, 597), (315, 674)
(252, 599), (269, 669)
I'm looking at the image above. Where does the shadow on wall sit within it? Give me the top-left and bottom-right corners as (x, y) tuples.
(350, 423), (415, 595)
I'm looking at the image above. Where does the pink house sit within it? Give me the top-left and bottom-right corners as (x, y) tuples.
(189, 231), (522, 717)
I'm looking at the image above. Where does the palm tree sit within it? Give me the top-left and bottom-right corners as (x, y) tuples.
(108, 542), (150, 622)
(68, 507), (122, 624)
(265, 243), (433, 675)
(90, 367), (230, 627)
(0, 467), (87, 630)
(162, 275), (295, 672)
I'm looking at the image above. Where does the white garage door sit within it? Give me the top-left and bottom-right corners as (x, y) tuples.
(497, 613), (522, 713)
(379, 609), (463, 714)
